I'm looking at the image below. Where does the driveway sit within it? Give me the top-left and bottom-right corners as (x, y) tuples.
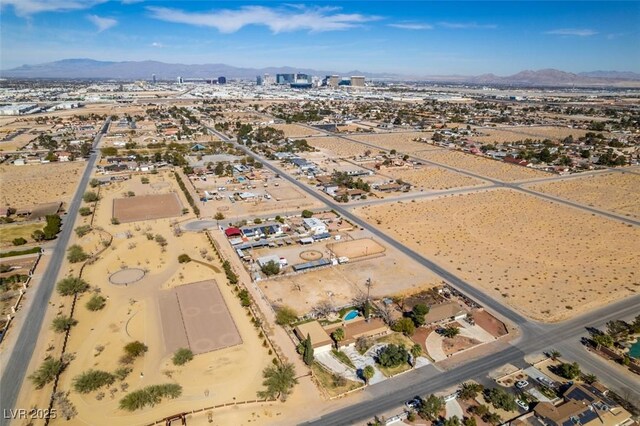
(426, 330), (448, 362)
(315, 351), (359, 382)
(445, 399), (464, 420)
(343, 345), (386, 385)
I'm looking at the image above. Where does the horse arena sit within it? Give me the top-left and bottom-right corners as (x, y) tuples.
(158, 280), (242, 355)
(112, 193), (183, 223)
(327, 238), (386, 259)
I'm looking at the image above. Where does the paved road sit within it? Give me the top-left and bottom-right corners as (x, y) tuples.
(0, 120), (109, 425)
(206, 126), (640, 423)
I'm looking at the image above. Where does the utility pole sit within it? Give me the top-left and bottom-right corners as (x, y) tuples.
(365, 278), (372, 322)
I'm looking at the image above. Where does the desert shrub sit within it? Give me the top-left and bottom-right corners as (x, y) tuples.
(114, 367), (132, 380)
(52, 315), (78, 333)
(29, 358), (64, 388)
(119, 384), (182, 411)
(261, 260), (280, 276)
(301, 210), (313, 218)
(89, 178), (100, 188)
(79, 207), (92, 216)
(111, 217), (120, 225)
(86, 294), (107, 311)
(67, 245), (89, 263)
(57, 277), (90, 296)
(124, 341), (148, 358)
(172, 348), (194, 366)
(83, 191), (100, 203)
(275, 306), (298, 326)
(12, 237), (27, 246)
(72, 370), (115, 393)
(177, 254), (191, 263)
(75, 225), (92, 237)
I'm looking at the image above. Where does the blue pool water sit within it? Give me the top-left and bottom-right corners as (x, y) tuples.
(629, 339), (640, 359)
(344, 310), (359, 321)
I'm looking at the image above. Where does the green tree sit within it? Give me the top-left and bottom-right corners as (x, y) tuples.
(57, 277), (90, 296)
(410, 344), (422, 365)
(557, 362), (581, 380)
(303, 334), (314, 366)
(410, 303), (429, 326)
(331, 328), (345, 349)
(79, 207), (92, 216)
(301, 210), (314, 218)
(459, 382), (484, 400)
(172, 348), (194, 366)
(606, 320), (630, 341)
(32, 229), (46, 241)
(445, 415), (460, 426)
(419, 394), (444, 420)
(376, 344), (409, 368)
(83, 191), (100, 203)
(75, 225), (92, 237)
(51, 315), (78, 333)
(486, 387), (517, 411)
(72, 370), (115, 393)
(463, 417), (477, 426)
(484, 412), (502, 426)
(592, 333), (614, 348)
(177, 254), (191, 263)
(124, 341), (148, 358)
(582, 373), (598, 384)
(214, 212), (225, 224)
(119, 384), (182, 411)
(29, 358), (65, 389)
(257, 362), (298, 401)
(471, 404), (489, 417)
(391, 317), (416, 336)
(261, 260), (280, 276)
(43, 215), (62, 239)
(275, 306), (298, 326)
(67, 245), (89, 263)
(12, 237), (27, 246)
(86, 294), (107, 311)
(549, 350), (561, 360)
(441, 325), (460, 339)
(89, 178), (100, 188)
(362, 365), (375, 384)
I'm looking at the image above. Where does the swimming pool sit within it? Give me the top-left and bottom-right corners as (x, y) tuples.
(344, 310), (359, 321)
(629, 338), (640, 359)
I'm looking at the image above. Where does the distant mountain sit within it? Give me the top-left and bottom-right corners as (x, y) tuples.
(0, 58), (397, 80)
(2, 59), (639, 87)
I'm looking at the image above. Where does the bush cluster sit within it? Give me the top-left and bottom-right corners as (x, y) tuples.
(174, 173), (200, 216)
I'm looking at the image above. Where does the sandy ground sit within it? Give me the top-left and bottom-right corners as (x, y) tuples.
(380, 166), (486, 190)
(473, 126), (591, 143)
(112, 193), (183, 223)
(270, 123), (324, 138)
(306, 136), (373, 158)
(349, 132), (436, 153)
(355, 189), (640, 322)
(528, 172), (640, 219)
(414, 149), (548, 182)
(326, 238), (385, 259)
(0, 161), (86, 208)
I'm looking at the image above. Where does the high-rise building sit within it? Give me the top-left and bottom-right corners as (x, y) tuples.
(295, 73), (311, 83)
(256, 75), (263, 86)
(324, 75), (340, 87)
(218, 76), (226, 84)
(177, 76), (183, 84)
(276, 73), (295, 84)
(350, 76), (365, 87)
(152, 74), (156, 84)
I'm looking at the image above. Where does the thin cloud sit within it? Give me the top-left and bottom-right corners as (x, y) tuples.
(151, 42), (164, 48)
(388, 23), (433, 30)
(2, 0), (106, 17)
(438, 22), (497, 29)
(87, 14), (118, 32)
(545, 28), (597, 36)
(147, 5), (379, 33)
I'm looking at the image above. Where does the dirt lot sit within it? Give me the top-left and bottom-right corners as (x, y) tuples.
(349, 132), (435, 153)
(414, 149), (548, 182)
(380, 166), (486, 190)
(473, 126), (591, 143)
(355, 189), (640, 322)
(472, 310), (508, 338)
(306, 136), (373, 158)
(267, 186), (305, 201)
(112, 193), (183, 223)
(0, 161), (86, 208)
(271, 123), (324, 138)
(528, 172), (640, 219)
(327, 238), (385, 259)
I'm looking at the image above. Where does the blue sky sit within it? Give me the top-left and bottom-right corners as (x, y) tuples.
(1, 1), (639, 75)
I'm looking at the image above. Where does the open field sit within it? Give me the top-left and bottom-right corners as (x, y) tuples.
(350, 132), (435, 153)
(327, 238), (385, 259)
(473, 126), (591, 143)
(306, 136), (372, 158)
(0, 223), (43, 247)
(267, 186), (305, 201)
(112, 193), (183, 223)
(414, 149), (548, 182)
(528, 172), (640, 219)
(0, 161), (86, 208)
(271, 123), (324, 138)
(380, 166), (486, 190)
(355, 189), (640, 322)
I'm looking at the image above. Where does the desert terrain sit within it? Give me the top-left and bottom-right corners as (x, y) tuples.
(349, 131), (436, 153)
(355, 189), (640, 322)
(306, 136), (373, 158)
(379, 166), (487, 190)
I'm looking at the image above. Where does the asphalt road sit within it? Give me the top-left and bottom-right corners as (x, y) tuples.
(206, 126), (640, 425)
(0, 120), (109, 425)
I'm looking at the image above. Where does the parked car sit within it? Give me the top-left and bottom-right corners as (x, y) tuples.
(516, 399), (529, 411)
(405, 397), (422, 410)
(516, 380), (529, 389)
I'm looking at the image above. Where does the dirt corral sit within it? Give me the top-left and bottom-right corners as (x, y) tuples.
(112, 193), (183, 223)
(327, 238), (386, 259)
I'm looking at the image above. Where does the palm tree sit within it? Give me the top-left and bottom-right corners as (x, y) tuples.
(459, 382), (484, 400)
(410, 344), (422, 366)
(257, 362), (298, 401)
(331, 328), (345, 349)
(442, 326), (460, 339)
(362, 365), (375, 384)
(549, 350), (561, 361)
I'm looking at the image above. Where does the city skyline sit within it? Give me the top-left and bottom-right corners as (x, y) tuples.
(1, 1), (639, 74)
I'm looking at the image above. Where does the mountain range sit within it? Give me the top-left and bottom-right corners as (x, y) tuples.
(2, 59), (640, 87)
